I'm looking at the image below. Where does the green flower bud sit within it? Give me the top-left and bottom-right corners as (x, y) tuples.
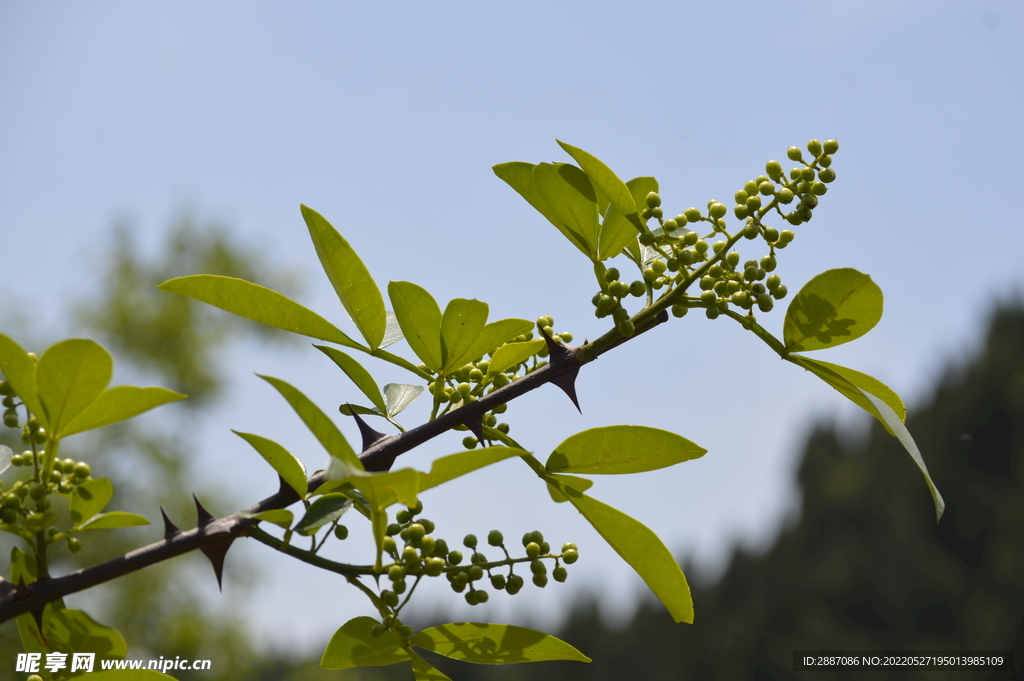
(381, 590), (399, 607)
(491, 574), (506, 589)
(772, 285), (789, 300)
(388, 565), (406, 581)
(760, 255), (777, 272)
(651, 206), (663, 219)
(807, 139), (823, 156)
(553, 565), (568, 582)
(683, 207), (702, 222)
(462, 436), (478, 450)
(506, 574), (524, 594)
(383, 536), (397, 554)
(758, 181), (775, 196)
(787, 146), (803, 161)
(629, 281), (646, 297)
(818, 167), (836, 183)
(823, 139), (839, 154)
(638, 230), (656, 246)
(695, 240), (709, 255)
(765, 160), (783, 180)
(671, 303), (688, 318)
(604, 268), (620, 283)
(533, 574), (548, 588)
(463, 533), (478, 549)
(645, 191), (662, 208)
(700, 290), (717, 305)
(709, 202), (727, 219)
(67, 537), (82, 553)
(407, 523), (425, 543)
(745, 195), (762, 211)
(662, 218), (678, 232)
(616, 320), (635, 337)
(725, 252), (740, 268)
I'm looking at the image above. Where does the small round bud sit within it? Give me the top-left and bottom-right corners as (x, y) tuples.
(628, 281), (646, 297)
(467, 565), (484, 581)
(526, 541), (541, 559)
(399, 625), (414, 638)
(745, 195), (762, 211)
(533, 574), (548, 588)
(765, 160), (783, 180)
(491, 574), (506, 589)
(67, 537), (82, 553)
(709, 202), (727, 219)
(487, 529), (504, 546)
(645, 191), (661, 208)
(407, 523), (425, 543)
(651, 206), (663, 219)
(396, 509), (411, 524)
(818, 168), (836, 183)
(772, 285), (789, 300)
(662, 218), (678, 232)
(381, 590), (399, 607)
(616, 321), (635, 337)
(382, 536), (397, 554)
(683, 207), (702, 222)
(823, 139), (839, 154)
(462, 436), (478, 450)
(388, 565), (406, 581)
(807, 139), (823, 156)
(787, 146), (803, 161)
(603, 268), (620, 283)
(638, 230), (656, 246)
(553, 565), (568, 582)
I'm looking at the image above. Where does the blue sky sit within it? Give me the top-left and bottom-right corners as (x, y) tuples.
(2, 0), (1022, 656)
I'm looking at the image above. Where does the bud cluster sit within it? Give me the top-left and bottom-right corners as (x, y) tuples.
(375, 500), (578, 616)
(419, 317), (574, 449)
(590, 139), (838, 328)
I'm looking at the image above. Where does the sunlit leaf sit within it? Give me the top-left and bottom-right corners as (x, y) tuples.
(0, 444), (10, 476)
(551, 478), (693, 623)
(788, 355), (906, 431)
(241, 508), (294, 529)
(61, 386), (186, 437)
(43, 608), (127, 657)
(339, 403), (383, 417)
(321, 616), (410, 669)
(463, 318), (534, 366)
(544, 473), (594, 503)
(440, 299), (489, 372)
(347, 468), (420, 511)
(78, 512), (150, 531)
(258, 375), (363, 475)
(546, 425), (705, 475)
(409, 650), (453, 680)
(159, 274), (362, 348)
(381, 310), (405, 348)
(23, 511), (55, 534)
(533, 162), (600, 257)
(487, 340), (545, 375)
(599, 177), (657, 260)
(233, 431), (308, 497)
(860, 390), (945, 522)
(70, 478), (114, 526)
(294, 493), (352, 535)
(301, 205), (387, 348)
(315, 346), (387, 414)
(493, 161), (590, 257)
(388, 281), (443, 371)
(10, 546), (37, 585)
(35, 339), (112, 435)
(383, 383), (424, 417)
(416, 447), (525, 493)
(412, 622), (590, 664)
(783, 268), (883, 353)
(0, 334), (45, 423)
(558, 140), (642, 231)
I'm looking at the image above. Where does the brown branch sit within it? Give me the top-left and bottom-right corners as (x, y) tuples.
(0, 311), (668, 623)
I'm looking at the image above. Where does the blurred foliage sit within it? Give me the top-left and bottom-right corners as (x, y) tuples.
(282, 301), (1024, 680)
(0, 214), (300, 680)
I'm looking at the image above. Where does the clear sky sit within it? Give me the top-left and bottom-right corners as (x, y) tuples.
(2, 0), (1022, 657)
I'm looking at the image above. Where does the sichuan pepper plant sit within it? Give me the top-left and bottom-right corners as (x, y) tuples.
(0, 138), (943, 680)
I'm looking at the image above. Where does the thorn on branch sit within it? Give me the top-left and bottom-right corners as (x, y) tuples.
(193, 495), (215, 527)
(348, 407), (389, 451)
(160, 506), (181, 539)
(200, 538), (236, 592)
(550, 366), (583, 413)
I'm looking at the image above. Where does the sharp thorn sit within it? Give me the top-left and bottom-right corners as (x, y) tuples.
(537, 325), (572, 364)
(193, 495), (215, 527)
(160, 506), (181, 539)
(551, 366), (583, 413)
(347, 406), (389, 452)
(462, 413), (486, 444)
(200, 537), (236, 592)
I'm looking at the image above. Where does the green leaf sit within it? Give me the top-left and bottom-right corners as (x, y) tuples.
(294, 493), (352, 535)
(258, 375), (364, 475)
(558, 140), (642, 231)
(487, 339), (545, 375)
(383, 383), (423, 417)
(787, 355), (906, 430)
(860, 390), (945, 522)
(10, 547), (37, 585)
(533, 162), (600, 257)
(783, 268), (884, 353)
(61, 386), (187, 437)
(320, 616), (409, 669)
(233, 431), (309, 497)
(546, 425), (706, 475)
(22, 511), (55, 535)
(43, 608), (127, 657)
(545, 473), (594, 503)
(0, 444), (10, 476)
(70, 478), (114, 526)
(551, 479), (693, 623)
(599, 177), (657, 260)
(242, 509), (294, 529)
(315, 345), (387, 414)
(348, 468), (421, 511)
(409, 651), (453, 680)
(35, 339), (112, 435)
(339, 403), (383, 417)
(0, 334), (45, 422)
(388, 281), (443, 371)
(416, 447), (526, 493)
(301, 205), (387, 349)
(493, 161), (589, 256)
(78, 511), (150, 531)
(381, 310), (405, 348)
(158, 274), (362, 349)
(412, 622), (590, 664)
(440, 298), (489, 372)
(463, 318), (535, 366)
